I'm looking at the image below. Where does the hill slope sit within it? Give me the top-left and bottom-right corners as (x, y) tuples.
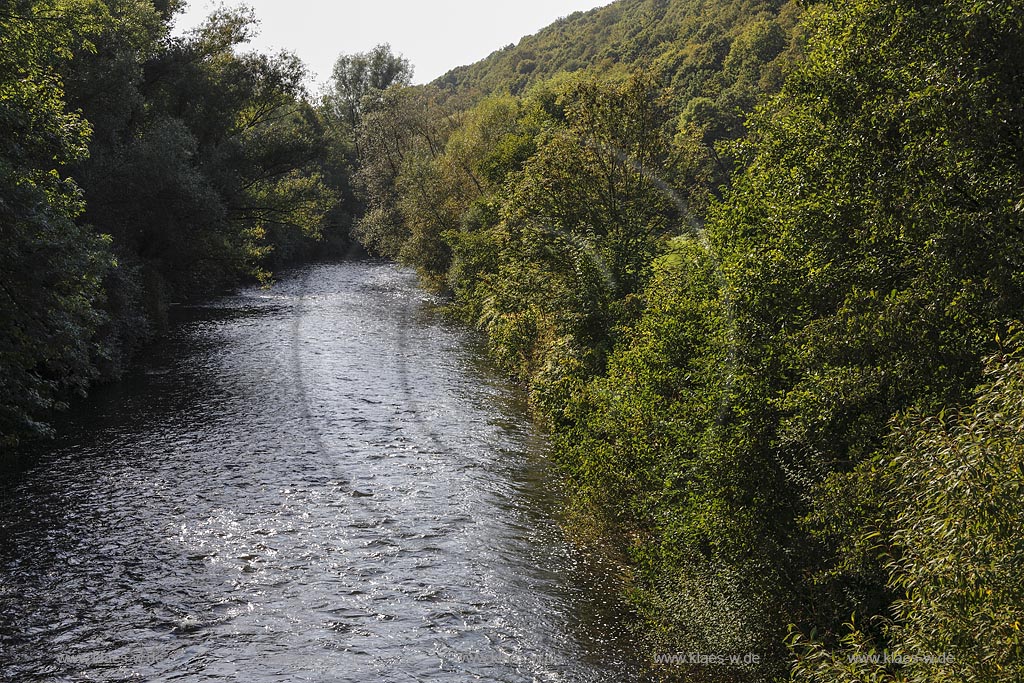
(434, 0), (802, 104)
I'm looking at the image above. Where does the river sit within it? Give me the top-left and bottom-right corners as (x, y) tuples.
(0, 261), (640, 682)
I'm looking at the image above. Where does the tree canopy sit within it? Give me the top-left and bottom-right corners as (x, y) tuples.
(346, 0), (1024, 677)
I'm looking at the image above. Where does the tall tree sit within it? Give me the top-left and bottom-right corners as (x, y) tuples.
(0, 0), (113, 447)
(328, 43), (412, 138)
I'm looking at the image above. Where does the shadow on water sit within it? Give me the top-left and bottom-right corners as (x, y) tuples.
(0, 260), (645, 682)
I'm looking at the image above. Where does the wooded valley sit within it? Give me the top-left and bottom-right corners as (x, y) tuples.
(3, 0), (1022, 679)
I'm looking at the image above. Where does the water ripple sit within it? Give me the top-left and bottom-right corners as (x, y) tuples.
(0, 261), (638, 682)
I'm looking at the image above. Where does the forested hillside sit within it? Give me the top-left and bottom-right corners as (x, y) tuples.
(351, 0), (1024, 679)
(437, 0), (802, 146)
(1, 0), (353, 448)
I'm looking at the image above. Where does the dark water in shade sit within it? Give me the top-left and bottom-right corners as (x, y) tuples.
(0, 261), (641, 682)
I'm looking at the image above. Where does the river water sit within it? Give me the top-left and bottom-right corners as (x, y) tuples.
(0, 261), (639, 682)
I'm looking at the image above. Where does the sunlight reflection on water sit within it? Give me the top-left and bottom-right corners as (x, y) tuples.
(0, 260), (639, 682)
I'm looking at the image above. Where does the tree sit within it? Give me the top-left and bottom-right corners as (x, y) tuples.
(0, 0), (113, 447)
(716, 0), (1024, 640)
(791, 335), (1024, 683)
(467, 73), (693, 408)
(73, 4), (337, 295)
(328, 44), (412, 137)
(353, 85), (453, 264)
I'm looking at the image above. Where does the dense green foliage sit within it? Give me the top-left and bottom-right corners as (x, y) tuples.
(326, 43), (413, 137)
(436, 0), (801, 143)
(791, 338), (1024, 683)
(1, 0), (352, 448)
(351, 0), (1024, 678)
(1, 0), (113, 446)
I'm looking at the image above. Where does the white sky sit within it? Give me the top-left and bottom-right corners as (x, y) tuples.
(171, 0), (611, 88)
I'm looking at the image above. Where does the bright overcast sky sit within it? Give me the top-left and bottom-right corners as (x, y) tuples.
(171, 0), (611, 88)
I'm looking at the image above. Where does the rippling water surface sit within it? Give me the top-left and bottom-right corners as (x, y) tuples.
(0, 262), (638, 682)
